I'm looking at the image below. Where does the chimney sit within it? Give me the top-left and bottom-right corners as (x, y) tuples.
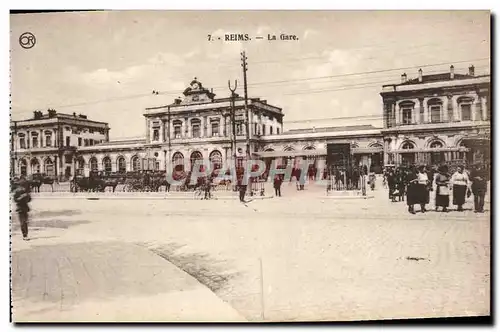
(469, 65), (475, 76)
(418, 68), (423, 82)
(450, 65), (455, 79)
(401, 73), (407, 83)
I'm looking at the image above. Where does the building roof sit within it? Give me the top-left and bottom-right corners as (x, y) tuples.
(398, 73), (476, 86)
(94, 138), (146, 146)
(13, 110), (109, 126)
(281, 124), (380, 135)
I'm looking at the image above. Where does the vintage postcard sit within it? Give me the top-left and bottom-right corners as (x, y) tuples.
(9, 10), (490, 323)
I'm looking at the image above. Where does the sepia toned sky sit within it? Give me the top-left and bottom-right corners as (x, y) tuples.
(10, 10), (490, 139)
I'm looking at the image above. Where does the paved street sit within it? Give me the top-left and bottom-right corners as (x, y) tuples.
(11, 179), (490, 322)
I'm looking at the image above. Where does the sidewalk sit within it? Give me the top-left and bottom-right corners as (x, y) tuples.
(11, 228), (246, 322)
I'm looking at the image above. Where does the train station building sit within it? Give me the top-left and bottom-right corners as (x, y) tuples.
(10, 65), (490, 180)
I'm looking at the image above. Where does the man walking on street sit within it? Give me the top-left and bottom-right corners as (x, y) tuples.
(13, 179), (32, 241)
(470, 163), (489, 213)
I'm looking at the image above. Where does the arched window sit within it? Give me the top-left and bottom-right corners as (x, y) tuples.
(429, 141), (443, 149)
(117, 156), (126, 173)
(103, 157), (112, 172)
(400, 142), (415, 166)
(284, 146), (294, 152)
(304, 146), (316, 150)
(264, 148), (275, 152)
(401, 142), (414, 150)
(44, 158), (55, 176)
(30, 158), (40, 174)
(190, 151), (203, 171)
(172, 152), (184, 172)
(131, 156), (141, 171)
(89, 157), (98, 172)
(209, 150), (223, 170)
(19, 159), (27, 176)
(429, 141), (444, 165)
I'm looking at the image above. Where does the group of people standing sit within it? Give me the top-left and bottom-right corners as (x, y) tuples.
(385, 164), (489, 214)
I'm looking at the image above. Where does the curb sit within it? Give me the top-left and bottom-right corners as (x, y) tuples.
(320, 195), (375, 200)
(31, 195), (275, 201)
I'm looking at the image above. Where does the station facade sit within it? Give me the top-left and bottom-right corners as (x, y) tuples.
(11, 65), (490, 180)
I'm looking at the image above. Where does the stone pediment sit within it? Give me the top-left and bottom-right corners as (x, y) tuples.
(181, 78), (216, 104)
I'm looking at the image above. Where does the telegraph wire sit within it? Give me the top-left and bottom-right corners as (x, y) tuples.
(11, 58), (490, 114)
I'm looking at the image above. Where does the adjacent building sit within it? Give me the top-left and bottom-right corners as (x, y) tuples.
(380, 65), (490, 167)
(10, 65), (490, 180)
(10, 109), (110, 178)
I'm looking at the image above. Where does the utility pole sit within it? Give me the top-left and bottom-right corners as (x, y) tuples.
(10, 121), (17, 179)
(167, 106), (171, 174)
(228, 80), (238, 165)
(241, 51), (251, 160)
(241, 51), (253, 196)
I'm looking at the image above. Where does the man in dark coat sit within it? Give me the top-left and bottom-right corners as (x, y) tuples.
(387, 168), (397, 202)
(470, 163), (489, 213)
(273, 174), (283, 197)
(13, 179), (32, 240)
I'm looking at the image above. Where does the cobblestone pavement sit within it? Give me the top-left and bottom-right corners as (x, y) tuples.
(11, 180), (490, 322)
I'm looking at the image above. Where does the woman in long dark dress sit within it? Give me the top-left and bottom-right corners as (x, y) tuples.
(406, 166), (418, 214)
(434, 165), (450, 212)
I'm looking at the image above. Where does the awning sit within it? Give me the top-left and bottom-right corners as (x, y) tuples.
(352, 147), (384, 154)
(252, 146), (383, 158)
(252, 149), (326, 158)
(390, 147), (470, 153)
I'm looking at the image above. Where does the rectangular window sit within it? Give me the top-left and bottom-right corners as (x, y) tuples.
(78, 137), (82, 146)
(65, 136), (70, 147)
(174, 126), (182, 138)
(45, 135), (52, 147)
(153, 129), (159, 141)
(277, 128), (280, 135)
(262, 124), (266, 136)
(430, 106), (441, 123)
(461, 104), (471, 121)
(192, 124), (200, 138)
(89, 128), (94, 134)
(402, 108), (412, 125)
(89, 140), (94, 146)
(211, 122), (219, 137)
(270, 127), (273, 135)
(84, 139), (89, 146)
(32, 136), (38, 148)
(19, 138), (26, 149)
(236, 123), (244, 136)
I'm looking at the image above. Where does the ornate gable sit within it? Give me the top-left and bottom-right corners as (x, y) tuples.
(181, 78), (216, 104)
